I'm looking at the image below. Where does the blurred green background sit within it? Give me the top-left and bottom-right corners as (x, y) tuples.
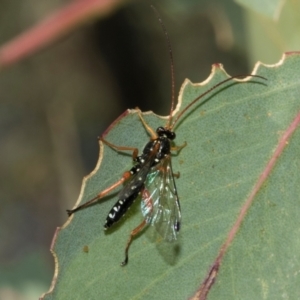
(0, 0), (298, 298)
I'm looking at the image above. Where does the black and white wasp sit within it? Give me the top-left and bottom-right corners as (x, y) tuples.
(67, 7), (266, 266)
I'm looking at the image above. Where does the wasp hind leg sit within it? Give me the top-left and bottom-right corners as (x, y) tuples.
(172, 171), (180, 179)
(67, 170), (132, 216)
(121, 219), (147, 266)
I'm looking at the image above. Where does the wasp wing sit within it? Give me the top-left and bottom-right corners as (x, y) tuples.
(141, 156), (181, 242)
(104, 147), (159, 228)
(117, 146), (158, 201)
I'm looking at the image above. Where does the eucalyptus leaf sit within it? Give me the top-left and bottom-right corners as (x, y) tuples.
(42, 53), (300, 300)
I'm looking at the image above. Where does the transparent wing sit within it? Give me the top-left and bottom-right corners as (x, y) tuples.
(141, 156), (181, 242)
(117, 149), (157, 201)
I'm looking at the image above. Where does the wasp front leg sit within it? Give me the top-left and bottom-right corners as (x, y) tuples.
(100, 137), (139, 160)
(171, 141), (187, 152)
(136, 110), (158, 140)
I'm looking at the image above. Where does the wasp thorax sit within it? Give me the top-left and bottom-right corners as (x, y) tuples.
(156, 126), (176, 140)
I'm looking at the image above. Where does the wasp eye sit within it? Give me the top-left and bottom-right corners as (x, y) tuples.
(168, 131), (176, 140)
(156, 127), (165, 135)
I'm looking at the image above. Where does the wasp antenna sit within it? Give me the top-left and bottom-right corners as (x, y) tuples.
(170, 74), (267, 129)
(151, 5), (175, 129)
(66, 209), (73, 216)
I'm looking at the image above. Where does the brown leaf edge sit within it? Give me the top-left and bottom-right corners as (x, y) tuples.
(39, 109), (133, 299)
(189, 51), (300, 300)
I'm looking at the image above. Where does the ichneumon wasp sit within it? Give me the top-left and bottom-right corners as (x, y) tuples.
(67, 7), (266, 266)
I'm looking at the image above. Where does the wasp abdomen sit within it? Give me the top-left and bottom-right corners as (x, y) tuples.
(104, 188), (142, 229)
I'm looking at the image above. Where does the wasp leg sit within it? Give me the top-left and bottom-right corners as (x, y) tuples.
(121, 219), (147, 266)
(172, 171), (180, 179)
(137, 110), (158, 140)
(100, 137), (139, 160)
(67, 171), (132, 216)
(171, 141), (187, 152)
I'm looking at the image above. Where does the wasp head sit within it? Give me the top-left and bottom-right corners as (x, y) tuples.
(156, 126), (176, 140)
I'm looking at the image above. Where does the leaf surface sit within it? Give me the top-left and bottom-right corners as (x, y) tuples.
(42, 53), (300, 300)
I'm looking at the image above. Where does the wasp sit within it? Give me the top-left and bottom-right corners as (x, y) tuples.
(67, 7), (266, 266)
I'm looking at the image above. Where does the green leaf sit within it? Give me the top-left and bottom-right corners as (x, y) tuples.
(235, 0), (285, 19)
(41, 54), (300, 299)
